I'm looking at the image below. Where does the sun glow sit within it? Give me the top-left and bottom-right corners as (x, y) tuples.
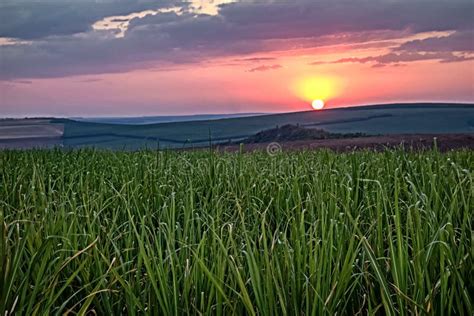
(292, 76), (341, 105)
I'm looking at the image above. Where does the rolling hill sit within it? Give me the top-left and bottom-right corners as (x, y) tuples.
(59, 103), (474, 149)
(1, 103), (473, 149)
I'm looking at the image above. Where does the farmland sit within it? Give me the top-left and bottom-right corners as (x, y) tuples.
(1, 103), (473, 150)
(60, 103), (474, 149)
(1, 148), (472, 314)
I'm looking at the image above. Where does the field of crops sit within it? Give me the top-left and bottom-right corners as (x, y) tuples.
(1, 148), (472, 315)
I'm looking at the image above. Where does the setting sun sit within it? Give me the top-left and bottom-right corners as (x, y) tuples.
(312, 99), (325, 110)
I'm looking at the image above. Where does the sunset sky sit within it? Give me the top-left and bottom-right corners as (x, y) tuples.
(1, 0), (473, 117)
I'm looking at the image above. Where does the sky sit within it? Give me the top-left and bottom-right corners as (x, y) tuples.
(0, 0), (473, 117)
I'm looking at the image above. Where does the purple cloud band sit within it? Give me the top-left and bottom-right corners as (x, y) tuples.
(1, 1), (473, 79)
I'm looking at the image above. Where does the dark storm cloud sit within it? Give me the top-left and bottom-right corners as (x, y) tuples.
(0, 1), (178, 40)
(1, 0), (473, 79)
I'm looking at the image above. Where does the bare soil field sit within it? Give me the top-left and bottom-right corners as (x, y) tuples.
(0, 137), (63, 149)
(215, 134), (474, 153)
(0, 124), (63, 139)
(0, 119), (64, 149)
(0, 119), (63, 139)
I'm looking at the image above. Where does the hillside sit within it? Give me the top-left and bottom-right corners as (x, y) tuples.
(1, 103), (473, 149)
(71, 113), (265, 125)
(60, 103), (474, 149)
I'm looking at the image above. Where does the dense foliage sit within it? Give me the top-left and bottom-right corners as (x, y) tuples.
(1, 148), (472, 315)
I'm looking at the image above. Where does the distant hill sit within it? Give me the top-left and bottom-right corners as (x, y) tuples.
(1, 103), (473, 150)
(57, 103), (474, 149)
(71, 113), (265, 125)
